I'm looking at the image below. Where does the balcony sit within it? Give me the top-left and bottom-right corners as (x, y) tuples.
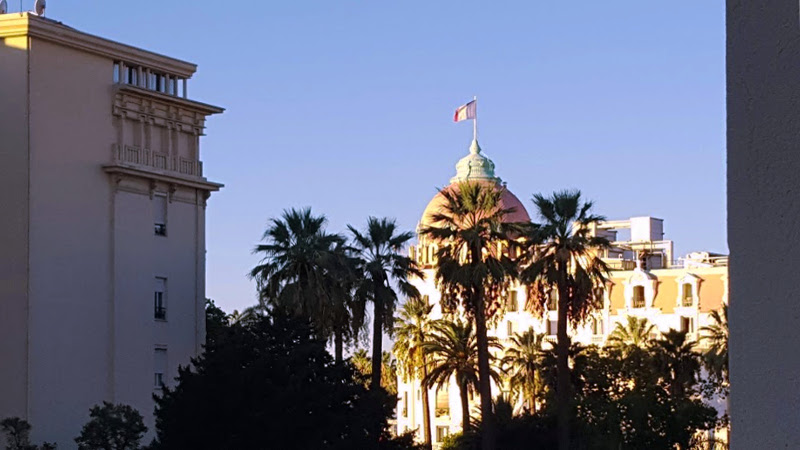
(105, 144), (223, 192)
(154, 306), (167, 321)
(113, 145), (203, 177)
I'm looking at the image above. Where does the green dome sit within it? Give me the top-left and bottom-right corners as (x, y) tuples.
(449, 139), (501, 184)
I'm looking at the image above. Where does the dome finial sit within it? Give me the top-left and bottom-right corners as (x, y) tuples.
(469, 139), (481, 155)
(450, 138), (499, 184)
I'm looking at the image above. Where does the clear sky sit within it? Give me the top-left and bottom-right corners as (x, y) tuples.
(47, 1), (726, 315)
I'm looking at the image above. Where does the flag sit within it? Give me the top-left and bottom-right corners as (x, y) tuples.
(454, 100), (476, 122)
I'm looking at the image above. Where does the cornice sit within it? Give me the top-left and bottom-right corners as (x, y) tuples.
(116, 84), (224, 116)
(0, 13), (197, 78)
(103, 164), (223, 192)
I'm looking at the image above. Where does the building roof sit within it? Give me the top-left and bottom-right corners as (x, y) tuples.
(419, 139), (531, 229)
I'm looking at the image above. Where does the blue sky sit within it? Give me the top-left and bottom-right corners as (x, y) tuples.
(47, 1), (725, 314)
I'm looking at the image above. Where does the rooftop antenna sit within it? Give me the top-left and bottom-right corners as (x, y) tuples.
(0, 0), (7, 14)
(34, 0), (44, 16)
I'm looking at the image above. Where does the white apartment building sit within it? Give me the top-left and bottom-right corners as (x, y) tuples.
(0, 12), (222, 446)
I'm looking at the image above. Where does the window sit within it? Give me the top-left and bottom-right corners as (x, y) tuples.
(436, 387), (449, 417)
(402, 393), (408, 417)
(422, 294), (430, 306)
(153, 195), (167, 236)
(507, 321), (514, 336)
(154, 348), (167, 388)
(680, 316), (694, 334)
(508, 291), (519, 312)
(592, 317), (603, 335)
(682, 283), (694, 307)
(154, 277), (167, 320)
(632, 286), (646, 308)
(547, 320), (558, 336)
(546, 290), (557, 311)
(436, 426), (450, 442)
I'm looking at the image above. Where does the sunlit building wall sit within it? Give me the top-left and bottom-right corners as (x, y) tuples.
(0, 13), (222, 446)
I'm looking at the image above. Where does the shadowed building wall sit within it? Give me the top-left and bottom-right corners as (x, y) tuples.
(727, 0), (800, 448)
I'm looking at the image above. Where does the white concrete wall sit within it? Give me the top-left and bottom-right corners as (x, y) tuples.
(727, 0), (800, 447)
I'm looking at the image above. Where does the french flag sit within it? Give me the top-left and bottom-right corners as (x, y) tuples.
(454, 100), (477, 122)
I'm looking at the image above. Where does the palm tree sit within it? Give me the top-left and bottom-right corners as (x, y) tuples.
(653, 329), (701, 399)
(502, 328), (547, 413)
(419, 181), (524, 449)
(249, 208), (355, 363)
(393, 296), (435, 448)
(348, 217), (423, 391)
(422, 319), (502, 433)
(519, 190), (610, 450)
(607, 316), (656, 352)
(700, 303), (728, 386)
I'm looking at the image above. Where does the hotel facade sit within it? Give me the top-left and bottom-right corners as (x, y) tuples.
(0, 13), (222, 446)
(396, 139), (727, 446)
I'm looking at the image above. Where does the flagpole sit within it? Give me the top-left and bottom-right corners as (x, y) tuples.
(473, 95), (478, 142)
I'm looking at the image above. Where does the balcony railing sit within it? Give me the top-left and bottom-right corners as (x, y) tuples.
(112, 145), (204, 178)
(154, 306), (167, 320)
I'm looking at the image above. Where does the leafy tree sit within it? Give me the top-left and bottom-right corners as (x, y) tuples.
(249, 208), (356, 363)
(700, 303), (729, 388)
(519, 190), (609, 450)
(151, 313), (411, 449)
(350, 349), (399, 396)
(419, 181), (525, 449)
(393, 296), (435, 448)
(74, 402), (146, 450)
(348, 217), (422, 390)
(607, 316), (656, 353)
(0, 418), (56, 450)
(501, 329), (547, 413)
(422, 319), (502, 433)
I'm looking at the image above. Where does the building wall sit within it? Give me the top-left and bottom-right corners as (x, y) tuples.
(0, 35), (32, 422)
(0, 14), (219, 447)
(26, 36), (117, 443)
(397, 265), (728, 446)
(727, 0), (800, 447)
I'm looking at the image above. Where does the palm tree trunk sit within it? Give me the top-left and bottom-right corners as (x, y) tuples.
(460, 380), (471, 433)
(556, 283), (571, 450)
(371, 282), (383, 391)
(421, 361), (433, 449)
(474, 288), (496, 450)
(334, 329), (344, 364)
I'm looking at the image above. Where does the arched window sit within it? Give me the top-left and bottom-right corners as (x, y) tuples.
(633, 286), (646, 308)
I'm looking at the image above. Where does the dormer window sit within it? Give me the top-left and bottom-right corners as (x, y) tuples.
(632, 286), (646, 308)
(682, 283), (694, 307)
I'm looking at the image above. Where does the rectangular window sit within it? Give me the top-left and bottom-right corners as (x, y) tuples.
(507, 321), (514, 336)
(436, 386), (449, 417)
(153, 195), (167, 236)
(154, 277), (167, 320)
(548, 320), (558, 336)
(436, 426), (450, 442)
(682, 283), (694, 307)
(547, 290), (557, 311)
(508, 291), (519, 312)
(633, 286), (646, 308)
(680, 316), (694, 333)
(422, 294), (430, 306)
(402, 393), (408, 417)
(113, 62), (120, 83)
(154, 348), (167, 388)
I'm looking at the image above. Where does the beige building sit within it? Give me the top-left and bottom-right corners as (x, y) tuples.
(396, 139), (727, 447)
(0, 13), (222, 446)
